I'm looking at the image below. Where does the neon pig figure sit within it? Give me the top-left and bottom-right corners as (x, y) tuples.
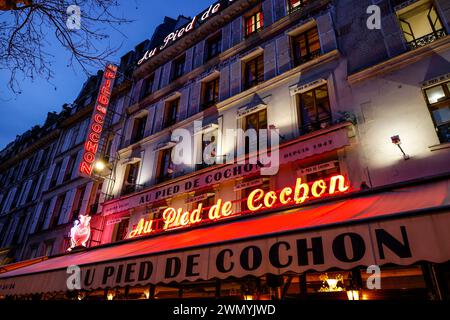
(68, 215), (92, 252)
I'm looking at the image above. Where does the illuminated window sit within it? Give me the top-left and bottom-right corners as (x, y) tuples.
(171, 55), (186, 80)
(113, 218), (129, 242)
(243, 54), (264, 90)
(205, 32), (222, 61)
(287, 0), (309, 13)
(423, 80), (450, 143)
(398, 2), (446, 50)
(164, 98), (179, 128)
(292, 27), (321, 66)
(130, 114), (147, 144)
(201, 77), (220, 109)
(245, 10), (264, 37)
(122, 162), (140, 195)
(297, 84), (331, 134)
(139, 73), (155, 101)
(156, 148), (174, 184)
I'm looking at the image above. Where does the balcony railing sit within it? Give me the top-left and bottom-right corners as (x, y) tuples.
(300, 117), (333, 135)
(294, 49), (322, 67)
(407, 29), (447, 50)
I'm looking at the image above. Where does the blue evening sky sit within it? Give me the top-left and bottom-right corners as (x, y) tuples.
(0, 0), (213, 150)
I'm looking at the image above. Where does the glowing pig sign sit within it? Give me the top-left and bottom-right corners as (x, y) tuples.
(68, 215), (92, 252)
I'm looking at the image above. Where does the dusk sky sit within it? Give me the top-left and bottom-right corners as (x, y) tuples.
(0, 0), (213, 150)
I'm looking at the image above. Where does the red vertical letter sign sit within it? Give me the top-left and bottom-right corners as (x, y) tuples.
(79, 64), (118, 176)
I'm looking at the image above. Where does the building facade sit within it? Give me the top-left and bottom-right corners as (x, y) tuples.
(0, 0), (449, 300)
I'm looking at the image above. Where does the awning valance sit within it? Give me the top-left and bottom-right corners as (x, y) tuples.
(1, 178), (449, 295)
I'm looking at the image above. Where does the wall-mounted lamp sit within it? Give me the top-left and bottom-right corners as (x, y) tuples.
(391, 135), (410, 160)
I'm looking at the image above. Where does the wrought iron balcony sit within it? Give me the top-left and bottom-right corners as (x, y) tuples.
(407, 29), (447, 50)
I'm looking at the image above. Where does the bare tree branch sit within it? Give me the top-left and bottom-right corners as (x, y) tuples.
(0, 0), (132, 94)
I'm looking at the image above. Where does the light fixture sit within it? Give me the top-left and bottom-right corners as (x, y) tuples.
(390, 135), (410, 160)
(94, 159), (107, 171)
(319, 273), (344, 292)
(107, 292), (114, 300)
(243, 295), (254, 301)
(346, 290), (360, 300)
(143, 289), (150, 299)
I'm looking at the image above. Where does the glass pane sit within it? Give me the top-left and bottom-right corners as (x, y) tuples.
(308, 28), (321, 53)
(426, 85), (446, 104)
(432, 107), (450, 126)
(301, 91), (315, 126)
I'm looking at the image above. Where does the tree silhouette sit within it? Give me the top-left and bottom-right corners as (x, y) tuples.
(0, 0), (131, 93)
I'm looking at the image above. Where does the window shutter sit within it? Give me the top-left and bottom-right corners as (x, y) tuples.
(160, 62), (172, 88)
(219, 64), (231, 101)
(231, 16), (243, 47)
(222, 23), (232, 52)
(276, 34), (291, 74)
(264, 42), (277, 80)
(263, 0), (274, 26)
(185, 47), (194, 74)
(179, 87), (190, 121)
(189, 82), (202, 117)
(317, 13), (337, 53)
(230, 59), (242, 96)
(272, 0), (286, 21)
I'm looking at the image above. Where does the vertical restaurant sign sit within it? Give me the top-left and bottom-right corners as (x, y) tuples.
(79, 64), (118, 176)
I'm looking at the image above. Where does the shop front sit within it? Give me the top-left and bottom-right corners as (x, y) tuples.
(0, 177), (449, 300)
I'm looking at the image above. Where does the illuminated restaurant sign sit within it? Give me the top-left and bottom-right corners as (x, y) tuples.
(79, 64), (118, 176)
(129, 175), (350, 239)
(137, 0), (235, 65)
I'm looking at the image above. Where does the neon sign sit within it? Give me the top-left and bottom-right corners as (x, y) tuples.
(128, 175), (350, 239)
(137, 0), (235, 66)
(68, 215), (92, 252)
(79, 64), (118, 176)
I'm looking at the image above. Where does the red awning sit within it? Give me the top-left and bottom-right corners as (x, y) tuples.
(1, 178), (449, 295)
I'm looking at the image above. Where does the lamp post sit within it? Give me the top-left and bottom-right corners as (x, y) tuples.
(391, 135), (410, 160)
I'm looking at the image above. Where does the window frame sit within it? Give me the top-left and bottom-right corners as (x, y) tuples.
(164, 98), (180, 128)
(245, 9), (264, 37)
(291, 26), (321, 66)
(423, 80), (450, 143)
(171, 55), (186, 81)
(205, 32), (222, 61)
(243, 54), (265, 90)
(296, 84), (332, 135)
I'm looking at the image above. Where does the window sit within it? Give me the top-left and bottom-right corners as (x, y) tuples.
(10, 183), (24, 210)
(201, 77), (220, 109)
(423, 81), (450, 143)
(71, 185), (86, 221)
(113, 218), (129, 242)
(287, 0), (309, 14)
(23, 156), (34, 177)
(205, 33), (222, 61)
(28, 244), (39, 259)
(36, 200), (50, 232)
(171, 55), (186, 81)
(164, 98), (179, 128)
(49, 161), (62, 189)
(156, 148), (174, 183)
(11, 215), (25, 245)
(43, 240), (54, 257)
(140, 74), (155, 101)
(398, 2), (446, 50)
(130, 115), (147, 144)
(244, 54), (264, 90)
(245, 10), (264, 37)
(63, 154), (76, 182)
(39, 146), (51, 169)
(49, 194), (66, 229)
(25, 179), (38, 203)
(243, 109), (268, 154)
(297, 84), (331, 134)
(292, 27), (321, 66)
(122, 162), (140, 195)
